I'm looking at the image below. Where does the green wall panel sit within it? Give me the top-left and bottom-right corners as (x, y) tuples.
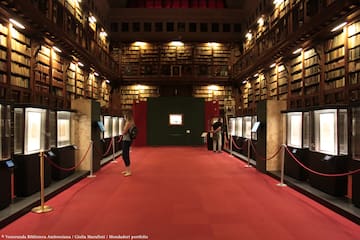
(147, 97), (204, 145)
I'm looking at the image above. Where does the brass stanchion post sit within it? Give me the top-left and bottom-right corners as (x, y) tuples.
(245, 139), (252, 168)
(88, 141), (96, 178)
(111, 136), (117, 163)
(32, 151), (53, 213)
(277, 144), (287, 187)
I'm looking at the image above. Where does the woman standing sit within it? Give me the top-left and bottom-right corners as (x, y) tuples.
(121, 111), (135, 176)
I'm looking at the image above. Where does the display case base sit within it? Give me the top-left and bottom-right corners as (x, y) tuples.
(284, 147), (309, 181)
(351, 159), (360, 208)
(13, 153), (52, 197)
(308, 151), (348, 196)
(51, 146), (75, 180)
(0, 161), (11, 210)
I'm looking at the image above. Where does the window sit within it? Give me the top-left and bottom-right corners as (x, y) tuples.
(178, 22), (185, 32)
(200, 23), (208, 32)
(223, 23), (231, 32)
(121, 22), (129, 32)
(234, 23), (242, 32)
(155, 22), (163, 32)
(189, 22), (197, 32)
(167, 22), (174, 32)
(212, 23), (219, 32)
(144, 22), (152, 32)
(132, 22), (140, 32)
(110, 22), (118, 32)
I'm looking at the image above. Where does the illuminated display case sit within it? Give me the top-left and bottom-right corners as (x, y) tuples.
(283, 111), (310, 181)
(308, 107), (348, 196)
(243, 116), (252, 139)
(51, 110), (75, 180)
(112, 117), (119, 137)
(351, 106), (360, 207)
(228, 117), (236, 136)
(103, 115), (113, 157)
(13, 105), (51, 197)
(104, 115), (112, 139)
(0, 103), (12, 210)
(235, 117), (243, 137)
(119, 117), (125, 135)
(251, 116), (259, 141)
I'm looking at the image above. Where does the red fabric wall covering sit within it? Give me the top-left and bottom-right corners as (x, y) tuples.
(205, 100), (219, 131)
(132, 100), (147, 146)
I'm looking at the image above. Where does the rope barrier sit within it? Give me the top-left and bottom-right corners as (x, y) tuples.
(250, 139), (282, 161)
(231, 137), (244, 150)
(45, 143), (92, 171)
(92, 139), (114, 158)
(284, 146), (360, 177)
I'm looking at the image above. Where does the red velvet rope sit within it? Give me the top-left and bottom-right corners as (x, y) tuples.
(45, 142), (92, 171)
(93, 139), (114, 157)
(284, 145), (360, 177)
(231, 137), (243, 150)
(250, 140), (282, 161)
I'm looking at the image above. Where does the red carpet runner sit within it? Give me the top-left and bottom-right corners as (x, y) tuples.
(1, 147), (360, 240)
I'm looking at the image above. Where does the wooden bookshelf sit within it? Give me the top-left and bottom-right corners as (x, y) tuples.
(268, 66), (277, 99)
(304, 48), (321, 95)
(324, 30), (346, 103)
(51, 50), (64, 98)
(348, 20), (360, 101)
(10, 28), (31, 89)
(0, 23), (8, 85)
(290, 52), (303, 96)
(277, 64), (288, 100)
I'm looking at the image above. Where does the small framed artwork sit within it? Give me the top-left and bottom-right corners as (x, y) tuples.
(169, 114), (183, 125)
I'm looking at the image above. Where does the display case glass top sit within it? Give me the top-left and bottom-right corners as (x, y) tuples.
(112, 117), (119, 137)
(119, 117), (125, 135)
(243, 116), (252, 139)
(312, 108), (348, 156)
(235, 117), (243, 137)
(57, 111), (72, 147)
(228, 118), (236, 136)
(24, 107), (46, 154)
(287, 112), (303, 148)
(104, 115), (112, 138)
(251, 115), (258, 141)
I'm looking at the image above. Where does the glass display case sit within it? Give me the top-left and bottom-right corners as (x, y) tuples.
(13, 106), (51, 197)
(311, 109), (348, 156)
(243, 116), (252, 139)
(284, 111), (310, 181)
(235, 117), (243, 137)
(228, 117), (236, 136)
(0, 103), (11, 210)
(51, 110), (75, 180)
(308, 107), (348, 196)
(351, 106), (360, 207)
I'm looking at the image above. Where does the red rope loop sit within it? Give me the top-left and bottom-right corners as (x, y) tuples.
(284, 145), (360, 177)
(102, 139), (114, 156)
(231, 137), (243, 150)
(250, 139), (282, 161)
(117, 135), (123, 143)
(45, 142), (92, 171)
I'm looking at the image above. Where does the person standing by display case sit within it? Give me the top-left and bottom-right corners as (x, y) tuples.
(121, 111), (136, 176)
(212, 117), (223, 153)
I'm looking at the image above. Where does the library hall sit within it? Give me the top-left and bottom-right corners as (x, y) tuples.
(1, 0), (360, 239)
